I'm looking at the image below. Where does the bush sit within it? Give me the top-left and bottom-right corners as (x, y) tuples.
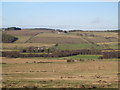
(2, 33), (18, 43)
(102, 51), (120, 59)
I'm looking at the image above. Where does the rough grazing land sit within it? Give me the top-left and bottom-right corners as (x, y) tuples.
(2, 43), (54, 50)
(2, 30), (119, 89)
(3, 30), (119, 50)
(2, 57), (118, 88)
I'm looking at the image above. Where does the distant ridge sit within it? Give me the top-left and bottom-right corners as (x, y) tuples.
(106, 30), (120, 32)
(32, 28), (55, 30)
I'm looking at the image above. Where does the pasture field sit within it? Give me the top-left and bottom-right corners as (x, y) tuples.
(2, 30), (119, 51)
(56, 44), (103, 50)
(70, 31), (118, 38)
(2, 57), (118, 88)
(4, 29), (53, 36)
(2, 43), (54, 50)
(14, 36), (32, 43)
(2, 30), (119, 89)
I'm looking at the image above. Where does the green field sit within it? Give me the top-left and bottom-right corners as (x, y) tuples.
(62, 55), (102, 60)
(56, 44), (103, 50)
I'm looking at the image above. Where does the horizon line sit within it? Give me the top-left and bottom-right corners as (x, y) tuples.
(1, 26), (119, 31)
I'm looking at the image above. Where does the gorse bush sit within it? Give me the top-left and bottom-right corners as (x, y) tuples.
(102, 51), (120, 58)
(2, 33), (18, 43)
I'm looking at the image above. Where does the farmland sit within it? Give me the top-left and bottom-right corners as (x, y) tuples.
(1, 1), (119, 89)
(2, 43), (54, 51)
(2, 29), (119, 51)
(2, 29), (119, 89)
(2, 57), (119, 88)
(56, 44), (103, 50)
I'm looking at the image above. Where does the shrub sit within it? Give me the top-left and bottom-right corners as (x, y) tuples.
(2, 33), (18, 43)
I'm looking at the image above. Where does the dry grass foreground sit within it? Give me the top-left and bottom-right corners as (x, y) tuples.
(2, 57), (118, 88)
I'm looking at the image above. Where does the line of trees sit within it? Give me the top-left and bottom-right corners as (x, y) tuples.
(102, 51), (120, 59)
(2, 49), (101, 58)
(2, 49), (119, 59)
(106, 30), (120, 32)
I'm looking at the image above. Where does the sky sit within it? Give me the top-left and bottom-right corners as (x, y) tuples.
(2, 2), (118, 30)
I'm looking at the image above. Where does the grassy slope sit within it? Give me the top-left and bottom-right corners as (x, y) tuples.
(56, 44), (103, 50)
(2, 43), (54, 50)
(14, 36), (32, 43)
(2, 30), (119, 88)
(2, 30), (118, 51)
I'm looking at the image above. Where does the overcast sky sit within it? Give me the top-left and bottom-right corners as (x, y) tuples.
(2, 2), (118, 30)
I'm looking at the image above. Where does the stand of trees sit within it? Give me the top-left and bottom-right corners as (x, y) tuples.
(69, 30), (83, 32)
(4, 27), (21, 31)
